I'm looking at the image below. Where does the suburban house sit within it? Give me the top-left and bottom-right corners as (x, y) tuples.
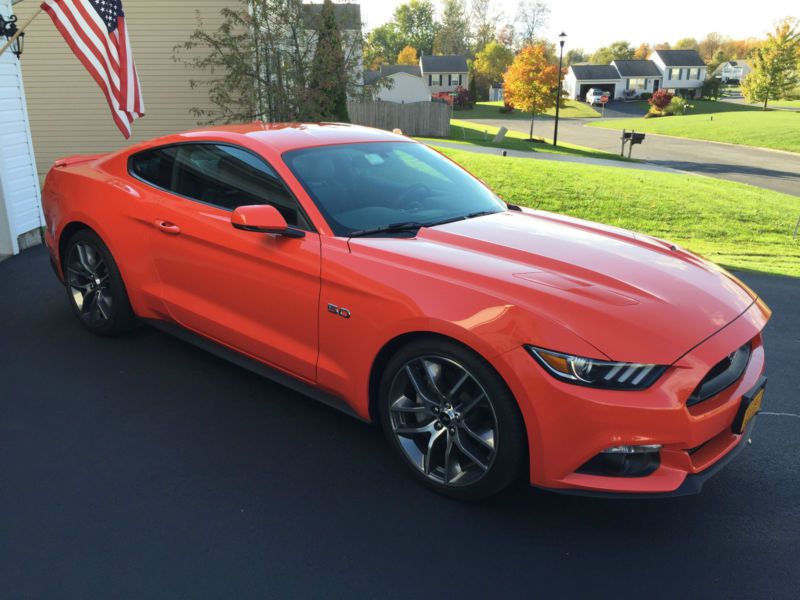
(421, 54), (469, 94)
(489, 83), (504, 102)
(363, 65), (431, 103)
(12, 0), (362, 182)
(0, 0), (41, 257)
(713, 60), (752, 84)
(650, 49), (707, 97)
(364, 54), (470, 104)
(612, 59), (663, 97)
(565, 49), (707, 101)
(564, 64), (623, 101)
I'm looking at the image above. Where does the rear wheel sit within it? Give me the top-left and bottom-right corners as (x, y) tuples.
(378, 338), (526, 500)
(63, 229), (135, 336)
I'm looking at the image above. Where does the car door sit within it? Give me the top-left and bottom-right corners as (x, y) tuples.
(130, 143), (321, 382)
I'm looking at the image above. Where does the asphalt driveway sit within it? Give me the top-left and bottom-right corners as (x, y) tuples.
(466, 116), (800, 197)
(2, 246), (799, 598)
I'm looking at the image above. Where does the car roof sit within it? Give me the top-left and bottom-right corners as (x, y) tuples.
(147, 122), (409, 155)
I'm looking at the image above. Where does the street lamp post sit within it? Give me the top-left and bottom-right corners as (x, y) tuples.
(553, 31), (567, 147)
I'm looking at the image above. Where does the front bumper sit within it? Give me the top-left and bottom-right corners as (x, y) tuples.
(497, 298), (770, 496)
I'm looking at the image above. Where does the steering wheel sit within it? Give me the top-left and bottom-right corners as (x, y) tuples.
(393, 183), (430, 211)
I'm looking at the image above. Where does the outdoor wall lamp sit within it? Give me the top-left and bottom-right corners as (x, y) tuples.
(0, 13), (24, 58)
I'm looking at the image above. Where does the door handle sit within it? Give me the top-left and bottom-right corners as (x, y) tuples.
(154, 220), (181, 235)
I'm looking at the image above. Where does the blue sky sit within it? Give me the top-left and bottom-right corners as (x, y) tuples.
(358, 0), (797, 52)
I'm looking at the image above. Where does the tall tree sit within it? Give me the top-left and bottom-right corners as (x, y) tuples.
(395, 0), (438, 57)
(472, 41), (514, 100)
(515, 1), (550, 46)
(591, 41), (635, 64)
(503, 43), (559, 139)
(470, 0), (501, 53)
(654, 41), (671, 51)
(307, 0), (349, 122)
(698, 32), (724, 63)
(565, 48), (587, 65)
(742, 17), (800, 110)
(397, 45), (419, 65)
(633, 43), (652, 60)
(175, 0), (361, 123)
(366, 23), (404, 68)
(434, 0), (470, 56)
(674, 37), (700, 51)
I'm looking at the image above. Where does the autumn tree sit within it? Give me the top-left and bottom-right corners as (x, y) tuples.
(503, 43), (559, 139)
(397, 45), (419, 65)
(742, 17), (800, 109)
(634, 43), (652, 60)
(434, 0), (470, 56)
(699, 32), (724, 63)
(591, 40), (635, 64)
(674, 37), (700, 51)
(472, 41), (514, 100)
(654, 41), (671, 51)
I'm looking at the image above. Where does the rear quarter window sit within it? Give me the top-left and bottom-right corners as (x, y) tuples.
(130, 146), (177, 190)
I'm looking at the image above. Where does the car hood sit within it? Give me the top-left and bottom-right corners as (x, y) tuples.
(354, 210), (758, 365)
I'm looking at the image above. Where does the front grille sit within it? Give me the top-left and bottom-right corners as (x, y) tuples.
(687, 341), (752, 407)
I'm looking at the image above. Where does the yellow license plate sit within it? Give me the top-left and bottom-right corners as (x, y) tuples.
(739, 387), (764, 434)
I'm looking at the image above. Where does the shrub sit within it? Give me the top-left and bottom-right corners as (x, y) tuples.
(499, 101), (514, 114)
(640, 92), (652, 101)
(648, 89), (674, 112)
(665, 96), (692, 115)
(702, 77), (723, 100)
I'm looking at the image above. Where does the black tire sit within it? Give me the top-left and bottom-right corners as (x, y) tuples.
(378, 337), (527, 500)
(62, 229), (136, 336)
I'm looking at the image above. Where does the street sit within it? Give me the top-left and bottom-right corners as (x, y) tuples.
(465, 113), (800, 197)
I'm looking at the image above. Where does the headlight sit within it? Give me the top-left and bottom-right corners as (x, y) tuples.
(526, 346), (666, 390)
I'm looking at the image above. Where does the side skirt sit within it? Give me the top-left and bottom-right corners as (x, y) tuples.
(144, 319), (367, 423)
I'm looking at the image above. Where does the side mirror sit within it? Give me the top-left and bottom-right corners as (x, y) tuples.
(231, 205), (304, 238)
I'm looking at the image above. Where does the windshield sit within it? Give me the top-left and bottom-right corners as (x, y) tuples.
(283, 142), (506, 237)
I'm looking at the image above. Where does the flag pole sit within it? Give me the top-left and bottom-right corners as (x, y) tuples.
(0, 7), (44, 58)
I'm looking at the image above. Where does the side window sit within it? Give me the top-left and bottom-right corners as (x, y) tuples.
(130, 146), (177, 189)
(132, 144), (309, 229)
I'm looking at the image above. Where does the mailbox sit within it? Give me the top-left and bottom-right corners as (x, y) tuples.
(631, 133), (646, 144)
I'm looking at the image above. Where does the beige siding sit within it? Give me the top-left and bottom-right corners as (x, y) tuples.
(15, 0), (237, 178)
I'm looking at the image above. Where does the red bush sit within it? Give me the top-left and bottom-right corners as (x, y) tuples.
(648, 89), (674, 112)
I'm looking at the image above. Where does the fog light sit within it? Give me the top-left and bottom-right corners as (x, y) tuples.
(577, 445), (661, 477)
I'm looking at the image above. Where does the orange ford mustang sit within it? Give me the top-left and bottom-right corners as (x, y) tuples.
(42, 123), (770, 500)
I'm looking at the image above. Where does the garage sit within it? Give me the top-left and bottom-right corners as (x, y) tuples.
(564, 64), (623, 101)
(578, 82), (616, 100)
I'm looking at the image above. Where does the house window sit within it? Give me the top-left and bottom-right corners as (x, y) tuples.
(429, 74), (442, 86)
(688, 68), (700, 80)
(627, 78), (646, 89)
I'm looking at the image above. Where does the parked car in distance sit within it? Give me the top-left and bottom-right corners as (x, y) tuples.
(41, 123), (770, 500)
(586, 88), (610, 105)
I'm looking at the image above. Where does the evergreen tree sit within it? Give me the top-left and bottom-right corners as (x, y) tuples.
(308, 0), (350, 122)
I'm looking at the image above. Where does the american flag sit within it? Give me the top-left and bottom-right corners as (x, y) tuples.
(42, 0), (144, 138)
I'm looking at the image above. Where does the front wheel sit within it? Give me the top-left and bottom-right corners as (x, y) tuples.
(378, 338), (527, 500)
(63, 229), (136, 336)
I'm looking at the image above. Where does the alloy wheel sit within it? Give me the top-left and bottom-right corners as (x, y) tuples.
(66, 241), (113, 325)
(388, 356), (499, 487)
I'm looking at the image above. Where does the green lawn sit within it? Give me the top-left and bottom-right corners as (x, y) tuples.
(590, 101), (800, 152)
(457, 100), (601, 120)
(417, 119), (626, 162)
(436, 147), (800, 278)
(765, 99), (800, 108)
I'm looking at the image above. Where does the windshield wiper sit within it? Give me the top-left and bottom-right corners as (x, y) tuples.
(429, 210), (500, 226)
(348, 221), (428, 238)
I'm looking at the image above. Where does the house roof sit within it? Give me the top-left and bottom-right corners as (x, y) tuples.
(302, 2), (361, 30)
(612, 60), (663, 77)
(420, 55), (468, 73)
(363, 70), (381, 85)
(381, 65), (422, 77)
(569, 65), (622, 81)
(653, 49), (706, 67)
